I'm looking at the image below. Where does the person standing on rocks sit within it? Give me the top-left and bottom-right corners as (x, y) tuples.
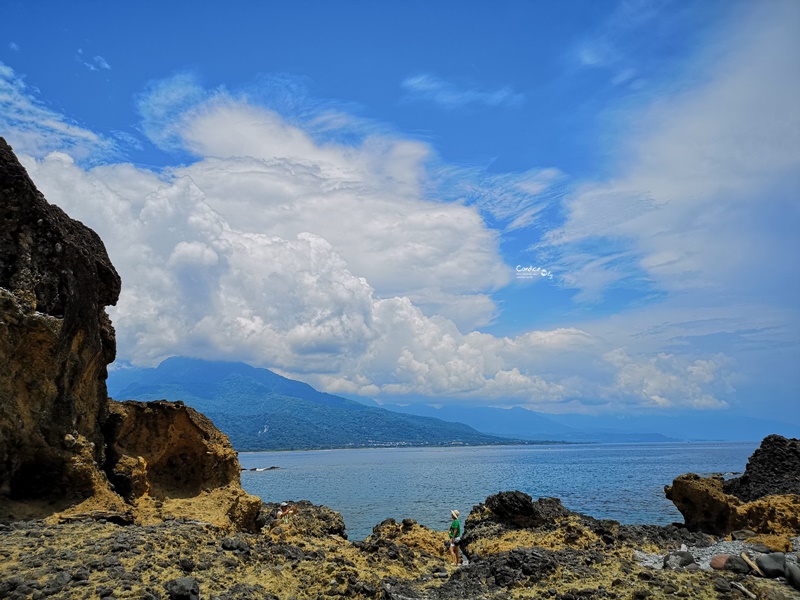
(448, 509), (462, 565)
(277, 502), (296, 524)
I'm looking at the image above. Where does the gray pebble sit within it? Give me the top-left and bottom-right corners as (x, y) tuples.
(786, 563), (800, 591)
(713, 577), (731, 593)
(756, 552), (786, 578)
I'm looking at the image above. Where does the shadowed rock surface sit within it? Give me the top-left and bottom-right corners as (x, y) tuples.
(723, 435), (800, 502)
(0, 136), (120, 506)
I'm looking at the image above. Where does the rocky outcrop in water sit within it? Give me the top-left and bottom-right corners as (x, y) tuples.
(665, 436), (800, 538)
(0, 138), (259, 530)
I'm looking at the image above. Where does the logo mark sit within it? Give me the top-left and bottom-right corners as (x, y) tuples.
(516, 265), (553, 280)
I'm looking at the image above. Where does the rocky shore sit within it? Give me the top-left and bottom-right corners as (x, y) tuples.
(2, 488), (799, 600)
(2, 138), (800, 599)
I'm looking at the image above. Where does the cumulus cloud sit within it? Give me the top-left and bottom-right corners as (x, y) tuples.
(3, 58), (737, 412)
(134, 84), (511, 329)
(401, 73), (524, 109)
(16, 127), (724, 411)
(604, 349), (727, 409)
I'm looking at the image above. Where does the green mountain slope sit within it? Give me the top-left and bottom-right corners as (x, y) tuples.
(108, 357), (512, 450)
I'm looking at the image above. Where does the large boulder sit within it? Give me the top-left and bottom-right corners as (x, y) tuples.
(0, 137), (120, 506)
(723, 435), (800, 502)
(259, 499), (347, 539)
(102, 400), (262, 530)
(665, 472), (800, 537)
(484, 491), (571, 528)
(664, 474), (741, 535)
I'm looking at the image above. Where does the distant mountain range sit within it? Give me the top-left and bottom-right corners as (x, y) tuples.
(367, 403), (679, 443)
(365, 401), (796, 443)
(106, 357), (514, 451)
(108, 357), (794, 450)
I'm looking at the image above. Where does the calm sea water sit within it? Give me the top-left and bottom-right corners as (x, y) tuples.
(238, 442), (757, 541)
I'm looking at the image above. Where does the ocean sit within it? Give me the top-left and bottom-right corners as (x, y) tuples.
(238, 441), (758, 541)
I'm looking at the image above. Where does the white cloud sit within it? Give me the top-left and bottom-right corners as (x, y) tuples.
(2, 61), (738, 412)
(135, 89), (512, 329)
(0, 63), (113, 161)
(604, 348), (727, 409)
(401, 73), (524, 109)
(546, 0), (800, 303)
(15, 135), (726, 412)
(533, 0), (800, 414)
(94, 56), (111, 70)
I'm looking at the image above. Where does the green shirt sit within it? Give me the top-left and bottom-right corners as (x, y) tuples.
(449, 518), (461, 539)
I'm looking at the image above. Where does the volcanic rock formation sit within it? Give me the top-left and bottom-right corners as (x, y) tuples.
(665, 435), (800, 539)
(102, 400), (262, 530)
(724, 434), (800, 502)
(0, 136), (120, 506)
(0, 138), (258, 529)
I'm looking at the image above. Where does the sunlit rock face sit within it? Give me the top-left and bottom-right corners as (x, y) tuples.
(0, 136), (121, 504)
(103, 399), (262, 531)
(0, 138), (260, 530)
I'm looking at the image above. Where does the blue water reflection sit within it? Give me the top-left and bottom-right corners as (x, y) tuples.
(239, 442), (756, 540)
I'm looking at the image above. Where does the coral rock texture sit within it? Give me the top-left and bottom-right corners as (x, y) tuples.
(665, 436), (800, 538)
(103, 399), (262, 530)
(0, 136), (120, 504)
(0, 138), (259, 530)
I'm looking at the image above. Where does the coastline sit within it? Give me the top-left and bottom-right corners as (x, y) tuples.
(2, 492), (798, 600)
(238, 441), (759, 541)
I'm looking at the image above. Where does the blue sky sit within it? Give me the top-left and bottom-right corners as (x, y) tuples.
(1, 0), (798, 424)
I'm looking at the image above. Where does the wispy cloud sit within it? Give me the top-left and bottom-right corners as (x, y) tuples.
(94, 55), (111, 70)
(538, 0), (800, 411)
(76, 49), (112, 72)
(571, 0), (681, 91)
(401, 73), (523, 109)
(0, 62), (113, 161)
(135, 72), (208, 151)
(547, 0), (800, 302)
(9, 42), (19, 52)
(433, 164), (566, 232)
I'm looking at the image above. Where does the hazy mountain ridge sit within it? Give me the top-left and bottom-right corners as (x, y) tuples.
(108, 357), (793, 447)
(108, 357), (515, 450)
(372, 403), (680, 443)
